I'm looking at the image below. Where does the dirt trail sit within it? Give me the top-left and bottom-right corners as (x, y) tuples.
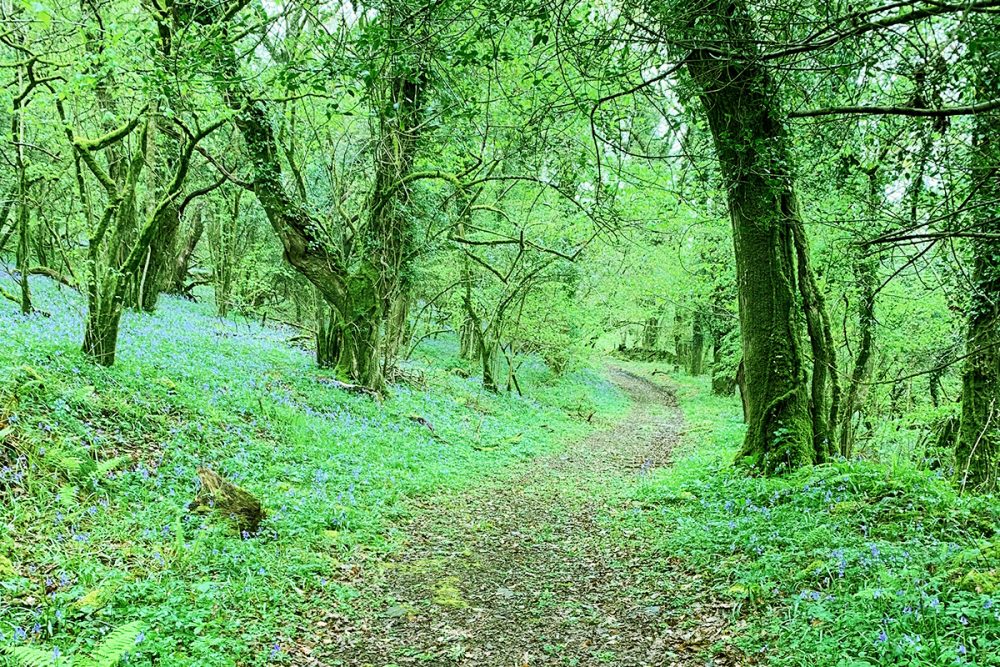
(302, 369), (741, 666)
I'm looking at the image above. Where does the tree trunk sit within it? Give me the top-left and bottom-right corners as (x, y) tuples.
(12, 37), (31, 315)
(82, 302), (123, 366)
(735, 358), (749, 422)
(711, 336), (735, 395)
(479, 335), (499, 393)
(199, 7), (426, 392)
(15, 194), (30, 315)
(135, 202), (180, 311)
(792, 219), (838, 463)
(462, 263), (498, 393)
(689, 312), (705, 376)
(170, 205), (205, 295)
(839, 254), (877, 457)
(337, 312), (382, 389)
(316, 298), (339, 368)
(0, 184), (14, 253)
(957, 49), (1000, 491)
(839, 171), (880, 457)
(459, 318), (476, 359)
(686, 2), (819, 471)
(673, 310), (688, 373)
(642, 316), (660, 349)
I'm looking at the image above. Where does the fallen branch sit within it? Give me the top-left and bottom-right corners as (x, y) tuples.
(317, 377), (382, 400)
(29, 266), (77, 290)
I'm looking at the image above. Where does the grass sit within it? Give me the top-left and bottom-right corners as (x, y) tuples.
(617, 367), (1000, 666)
(0, 277), (628, 666)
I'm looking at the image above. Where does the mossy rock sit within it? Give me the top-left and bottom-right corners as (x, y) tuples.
(954, 568), (1000, 593)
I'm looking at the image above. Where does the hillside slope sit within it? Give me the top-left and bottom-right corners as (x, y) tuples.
(0, 277), (626, 666)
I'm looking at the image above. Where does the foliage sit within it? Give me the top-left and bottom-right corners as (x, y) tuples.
(620, 369), (1000, 666)
(5, 622), (143, 667)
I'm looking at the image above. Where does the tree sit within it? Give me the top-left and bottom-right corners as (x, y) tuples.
(956, 16), (1000, 491)
(680, 0), (836, 470)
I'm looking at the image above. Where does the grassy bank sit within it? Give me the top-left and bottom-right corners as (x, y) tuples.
(0, 278), (627, 666)
(616, 368), (1000, 666)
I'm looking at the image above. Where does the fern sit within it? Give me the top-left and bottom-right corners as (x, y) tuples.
(84, 621), (144, 667)
(94, 456), (129, 479)
(4, 646), (71, 667)
(4, 621), (143, 667)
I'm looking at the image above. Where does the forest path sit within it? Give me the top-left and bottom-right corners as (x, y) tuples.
(303, 369), (741, 666)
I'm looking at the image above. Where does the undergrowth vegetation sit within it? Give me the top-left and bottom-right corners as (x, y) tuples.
(0, 279), (627, 666)
(620, 369), (1000, 666)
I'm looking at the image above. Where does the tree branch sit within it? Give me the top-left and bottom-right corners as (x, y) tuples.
(790, 99), (1000, 118)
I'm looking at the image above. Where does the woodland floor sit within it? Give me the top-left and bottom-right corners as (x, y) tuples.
(293, 369), (745, 667)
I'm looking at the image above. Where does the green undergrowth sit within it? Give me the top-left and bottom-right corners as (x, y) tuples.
(0, 278), (627, 666)
(618, 367), (1000, 666)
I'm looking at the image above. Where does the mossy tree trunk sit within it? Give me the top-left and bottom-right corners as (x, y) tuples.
(169, 204), (205, 295)
(11, 26), (32, 315)
(15, 191), (31, 315)
(459, 318), (476, 359)
(792, 217), (839, 462)
(685, 0), (829, 471)
(82, 298), (123, 365)
(0, 187), (14, 253)
(839, 171), (880, 457)
(957, 41), (1000, 492)
(200, 3), (427, 392)
(673, 310), (688, 372)
(460, 237), (498, 392)
(131, 202), (180, 312)
(316, 301), (341, 369)
(63, 97), (219, 366)
(642, 316), (660, 349)
(688, 312), (705, 376)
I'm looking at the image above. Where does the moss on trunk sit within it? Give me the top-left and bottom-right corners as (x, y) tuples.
(686, 1), (819, 472)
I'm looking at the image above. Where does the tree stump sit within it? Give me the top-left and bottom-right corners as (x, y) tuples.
(189, 467), (265, 534)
